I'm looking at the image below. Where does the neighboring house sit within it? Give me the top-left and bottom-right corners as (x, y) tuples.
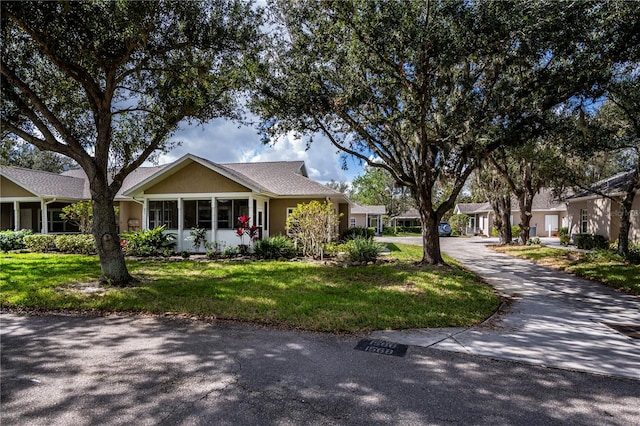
(0, 154), (350, 251)
(391, 208), (421, 228)
(349, 204), (386, 235)
(454, 188), (568, 237)
(566, 171), (640, 242)
(452, 202), (492, 236)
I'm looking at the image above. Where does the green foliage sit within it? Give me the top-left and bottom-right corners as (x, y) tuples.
(323, 241), (350, 257)
(54, 234), (96, 254)
(121, 226), (176, 257)
(181, 251), (191, 259)
(559, 235), (571, 246)
(188, 227), (208, 252)
(23, 234), (57, 252)
(558, 227), (569, 236)
(449, 214), (469, 236)
(253, 235), (296, 260)
(0, 229), (33, 252)
(350, 167), (412, 219)
(60, 201), (93, 234)
(286, 201), (341, 259)
(346, 237), (384, 263)
(574, 234), (608, 250)
(222, 245), (239, 259)
(381, 226), (397, 236)
(527, 237), (543, 246)
(340, 226), (374, 241)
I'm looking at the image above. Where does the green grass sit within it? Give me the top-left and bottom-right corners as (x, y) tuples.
(0, 244), (499, 332)
(491, 245), (640, 295)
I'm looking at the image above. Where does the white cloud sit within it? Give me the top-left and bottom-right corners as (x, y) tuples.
(156, 118), (363, 183)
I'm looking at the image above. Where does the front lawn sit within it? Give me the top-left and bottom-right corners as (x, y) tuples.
(490, 245), (640, 295)
(0, 244), (499, 332)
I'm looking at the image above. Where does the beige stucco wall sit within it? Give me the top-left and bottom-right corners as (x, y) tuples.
(631, 196), (640, 242)
(118, 201), (143, 232)
(145, 162), (250, 194)
(339, 203), (349, 233)
(0, 176), (35, 197)
(268, 198), (325, 236)
(351, 213), (367, 228)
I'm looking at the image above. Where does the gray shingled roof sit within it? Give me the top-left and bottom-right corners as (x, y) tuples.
(455, 202), (491, 214)
(3, 154), (347, 201)
(350, 205), (386, 215)
(395, 208), (421, 219)
(568, 171), (636, 200)
(221, 161), (341, 197)
(1, 165), (86, 199)
(61, 166), (167, 199)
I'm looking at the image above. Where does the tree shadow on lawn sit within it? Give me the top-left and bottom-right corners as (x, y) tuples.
(2, 313), (639, 425)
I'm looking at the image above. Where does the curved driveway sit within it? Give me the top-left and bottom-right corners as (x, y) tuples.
(374, 237), (640, 380)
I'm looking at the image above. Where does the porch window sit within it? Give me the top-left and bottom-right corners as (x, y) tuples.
(184, 200), (212, 230)
(48, 209), (80, 233)
(580, 209), (588, 233)
(216, 199), (249, 229)
(148, 200), (178, 229)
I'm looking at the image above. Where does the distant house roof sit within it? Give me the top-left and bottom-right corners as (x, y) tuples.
(514, 188), (566, 212)
(350, 205), (386, 215)
(568, 171), (638, 201)
(1, 165), (86, 199)
(454, 202), (491, 215)
(395, 208), (420, 219)
(2, 154), (347, 202)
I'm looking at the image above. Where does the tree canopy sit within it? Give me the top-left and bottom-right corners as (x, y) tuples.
(1, 0), (261, 284)
(253, 0), (627, 264)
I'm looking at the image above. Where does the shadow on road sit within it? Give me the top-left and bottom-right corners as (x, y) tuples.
(2, 313), (639, 424)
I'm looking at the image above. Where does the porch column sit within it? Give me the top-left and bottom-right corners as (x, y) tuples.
(41, 200), (48, 234)
(177, 197), (183, 252)
(142, 199), (148, 230)
(13, 201), (19, 231)
(211, 196), (217, 245)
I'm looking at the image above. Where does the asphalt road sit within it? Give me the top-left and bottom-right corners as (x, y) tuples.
(2, 312), (639, 425)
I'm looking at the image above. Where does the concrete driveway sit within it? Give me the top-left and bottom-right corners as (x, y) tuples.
(374, 237), (640, 380)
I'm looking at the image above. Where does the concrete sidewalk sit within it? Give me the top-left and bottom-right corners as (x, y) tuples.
(373, 237), (640, 380)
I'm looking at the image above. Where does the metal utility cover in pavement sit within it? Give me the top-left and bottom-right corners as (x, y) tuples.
(604, 323), (640, 339)
(354, 339), (408, 357)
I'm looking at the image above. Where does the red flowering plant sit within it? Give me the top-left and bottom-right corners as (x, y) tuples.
(236, 215), (259, 254)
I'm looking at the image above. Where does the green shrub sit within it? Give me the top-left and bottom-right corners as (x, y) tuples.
(0, 229), (33, 252)
(121, 226), (176, 257)
(222, 245), (238, 258)
(449, 214), (469, 236)
(346, 237), (384, 263)
(527, 237), (543, 246)
(341, 226), (374, 241)
(558, 227), (569, 236)
(323, 241), (349, 257)
(55, 234), (96, 254)
(23, 234), (57, 252)
(399, 226), (422, 234)
(381, 226), (397, 236)
(559, 234), (571, 246)
(181, 250), (190, 259)
(253, 235), (296, 260)
(574, 233), (608, 250)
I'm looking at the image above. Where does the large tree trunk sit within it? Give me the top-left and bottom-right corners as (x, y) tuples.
(419, 206), (443, 265)
(491, 195), (512, 245)
(617, 169), (639, 257)
(517, 192), (535, 244)
(91, 181), (132, 286)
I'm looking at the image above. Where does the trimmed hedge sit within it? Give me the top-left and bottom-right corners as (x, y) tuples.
(0, 229), (33, 252)
(23, 234), (57, 252)
(55, 234), (96, 254)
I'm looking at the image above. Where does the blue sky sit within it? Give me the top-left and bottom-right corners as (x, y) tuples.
(157, 118), (365, 184)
